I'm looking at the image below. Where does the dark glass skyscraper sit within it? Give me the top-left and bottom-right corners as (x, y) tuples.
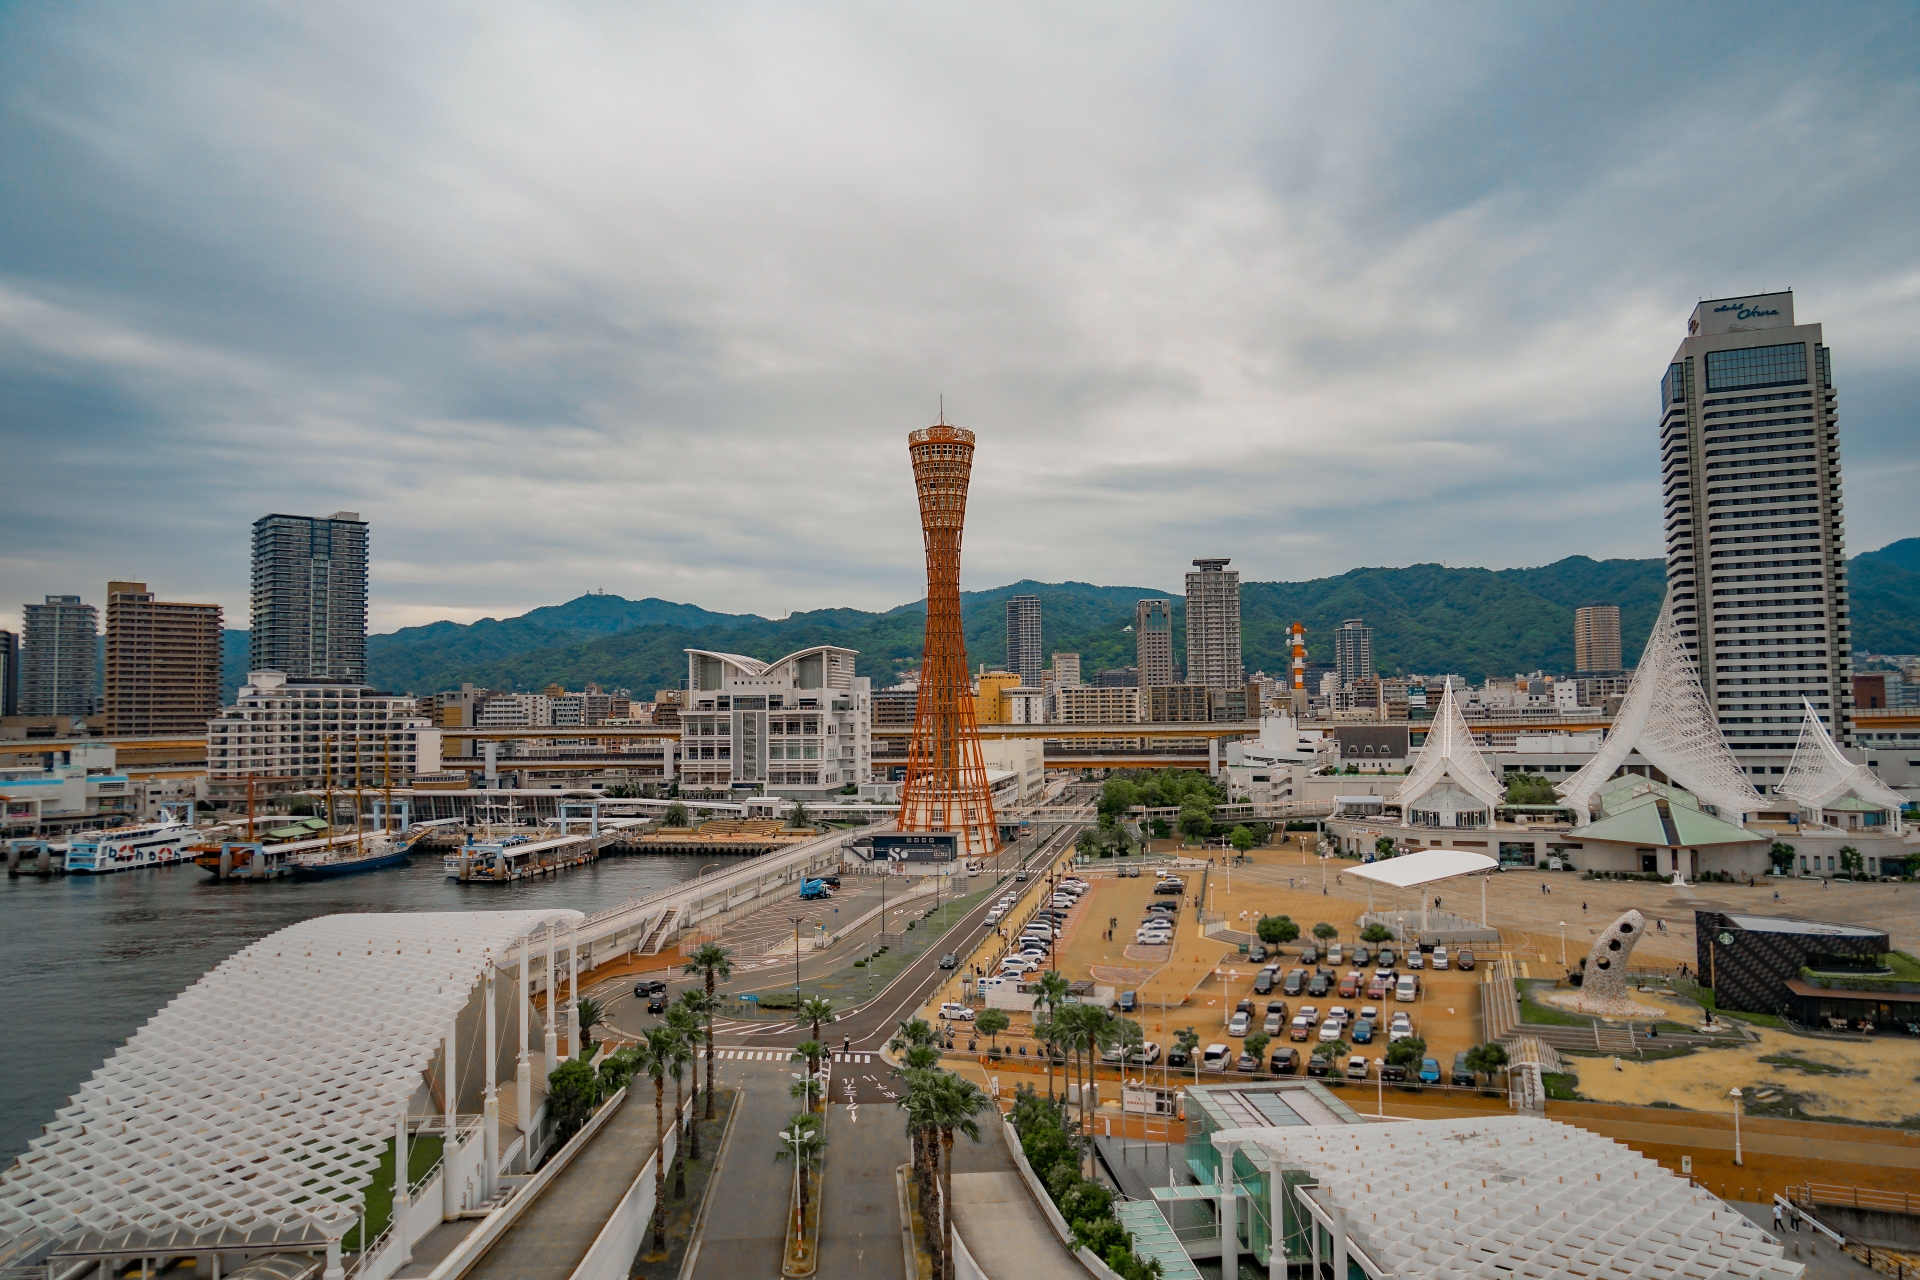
(249, 512), (369, 681)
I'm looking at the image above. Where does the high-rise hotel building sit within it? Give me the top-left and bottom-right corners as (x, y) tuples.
(1184, 559), (1243, 690)
(1661, 292), (1849, 786)
(250, 512), (369, 682)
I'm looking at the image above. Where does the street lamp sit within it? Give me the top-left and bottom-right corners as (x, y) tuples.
(1729, 1087), (1744, 1166)
(1559, 921), (1568, 969)
(778, 1125), (819, 1237)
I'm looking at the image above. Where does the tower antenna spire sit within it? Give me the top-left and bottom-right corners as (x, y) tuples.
(938, 394), (946, 426)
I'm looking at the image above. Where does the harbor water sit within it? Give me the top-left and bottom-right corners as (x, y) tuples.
(0, 849), (713, 1165)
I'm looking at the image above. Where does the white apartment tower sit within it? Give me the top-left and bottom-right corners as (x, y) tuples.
(1004, 595), (1043, 688)
(1135, 599), (1175, 688)
(1661, 291), (1850, 784)
(250, 512), (369, 683)
(1334, 619), (1373, 689)
(1183, 560), (1242, 690)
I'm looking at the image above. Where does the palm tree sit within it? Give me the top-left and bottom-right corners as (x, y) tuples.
(926, 1073), (991, 1280)
(792, 1039), (826, 1111)
(774, 1110), (826, 1231)
(666, 1029), (694, 1198)
(575, 995), (606, 1057)
(637, 1026), (680, 1251)
(889, 1017), (941, 1070)
(896, 1071), (945, 1275)
(1030, 971), (1070, 1098)
(667, 999), (707, 1160)
(800, 995), (836, 1046)
(683, 943), (733, 1120)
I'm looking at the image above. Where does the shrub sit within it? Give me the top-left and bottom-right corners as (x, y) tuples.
(1008, 1085), (1160, 1277)
(1257, 915), (1300, 945)
(1361, 923), (1394, 944)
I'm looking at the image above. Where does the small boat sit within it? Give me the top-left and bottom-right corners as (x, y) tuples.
(293, 836), (414, 880)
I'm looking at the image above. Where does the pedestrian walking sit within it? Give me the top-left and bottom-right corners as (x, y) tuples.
(1773, 1203), (1784, 1232)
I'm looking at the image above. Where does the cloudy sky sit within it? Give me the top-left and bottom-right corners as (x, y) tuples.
(3, 3), (1917, 631)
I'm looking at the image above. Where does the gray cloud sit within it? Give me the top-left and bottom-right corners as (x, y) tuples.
(2, 3), (1916, 629)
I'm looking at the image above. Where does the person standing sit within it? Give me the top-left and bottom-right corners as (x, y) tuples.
(1773, 1203), (1784, 1233)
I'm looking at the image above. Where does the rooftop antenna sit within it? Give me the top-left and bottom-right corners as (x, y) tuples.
(938, 395), (946, 425)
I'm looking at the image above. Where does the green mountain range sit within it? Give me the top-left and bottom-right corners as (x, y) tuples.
(211, 539), (1919, 702)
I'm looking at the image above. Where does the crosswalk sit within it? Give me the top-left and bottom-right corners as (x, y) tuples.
(711, 1047), (877, 1063)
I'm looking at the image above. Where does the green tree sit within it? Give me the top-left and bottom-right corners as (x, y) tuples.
(664, 801), (689, 827)
(890, 1018), (942, 1071)
(1385, 1036), (1428, 1069)
(683, 943), (733, 1120)
(665, 1029), (694, 1197)
(927, 1072), (991, 1280)
(1464, 1042), (1510, 1086)
(1177, 800), (1211, 845)
(792, 1039), (826, 1105)
(774, 1110), (826, 1237)
(667, 999), (707, 1160)
(1838, 846), (1864, 877)
(1312, 922), (1338, 944)
(800, 996), (836, 1046)
(1769, 841), (1798, 874)
(575, 995), (606, 1057)
(789, 801), (812, 829)
(897, 1071), (945, 1273)
(1375, 835), (1396, 858)
(1243, 1031), (1271, 1066)
(546, 1058), (599, 1142)
(1360, 923), (1394, 944)
(1173, 1026), (1202, 1084)
(1316, 1040), (1349, 1070)
(596, 1046), (639, 1097)
(1030, 970), (1072, 1098)
(1229, 825), (1255, 855)
(1504, 773), (1558, 805)
(976, 1007), (1011, 1052)
(637, 1026), (681, 1250)
(1256, 915), (1300, 945)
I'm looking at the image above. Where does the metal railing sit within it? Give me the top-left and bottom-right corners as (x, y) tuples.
(1791, 1183), (1920, 1216)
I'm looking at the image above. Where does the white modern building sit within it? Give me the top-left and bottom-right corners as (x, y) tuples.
(1184, 559), (1243, 690)
(206, 671), (440, 798)
(1396, 680), (1504, 829)
(1661, 292), (1851, 783)
(476, 693), (554, 728)
(680, 645), (871, 799)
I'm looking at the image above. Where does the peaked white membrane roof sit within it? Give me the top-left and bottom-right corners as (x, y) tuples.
(1558, 596), (1763, 819)
(1397, 678), (1503, 813)
(1347, 847), (1496, 889)
(1250, 1115), (1802, 1279)
(0, 910), (581, 1248)
(1776, 699), (1907, 823)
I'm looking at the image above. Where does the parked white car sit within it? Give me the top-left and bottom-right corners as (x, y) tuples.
(939, 1002), (974, 1021)
(1202, 1043), (1231, 1070)
(1431, 946), (1449, 970)
(1318, 1020), (1344, 1042)
(1228, 1011), (1251, 1037)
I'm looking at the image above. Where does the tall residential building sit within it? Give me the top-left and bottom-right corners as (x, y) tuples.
(0, 629), (17, 717)
(1183, 560), (1242, 690)
(102, 581), (224, 736)
(1050, 652), (1082, 687)
(20, 595), (98, 718)
(1573, 604), (1623, 673)
(206, 671), (435, 797)
(249, 512), (369, 682)
(1333, 619), (1373, 688)
(1004, 595), (1043, 688)
(1135, 599), (1175, 687)
(1661, 292), (1851, 774)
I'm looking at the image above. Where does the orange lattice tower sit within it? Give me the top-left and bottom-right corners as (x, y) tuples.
(898, 419), (1000, 857)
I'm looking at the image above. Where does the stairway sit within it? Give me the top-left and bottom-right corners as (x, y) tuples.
(639, 907), (679, 955)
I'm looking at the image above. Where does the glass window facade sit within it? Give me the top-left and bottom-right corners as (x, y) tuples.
(1705, 342), (1806, 392)
(1663, 362), (1685, 408)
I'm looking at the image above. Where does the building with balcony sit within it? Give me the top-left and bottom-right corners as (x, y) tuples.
(205, 671), (439, 799)
(679, 646), (870, 799)
(102, 581), (223, 736)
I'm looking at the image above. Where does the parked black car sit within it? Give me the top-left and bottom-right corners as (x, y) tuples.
(1269, 1047), (1301, 1075)
(634, 979), (668, 998)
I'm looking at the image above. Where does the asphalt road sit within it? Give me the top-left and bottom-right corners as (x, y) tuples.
(600, 820), (1083, 1060)
(686, 1065), (791, 1280)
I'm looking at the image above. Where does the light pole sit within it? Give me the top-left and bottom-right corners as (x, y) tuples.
(1559, 921), (1568, 970)
(778, 1125), (819, 1239)
(1729, 1088), (1744, 1166)
(788, 915), (807, 1010)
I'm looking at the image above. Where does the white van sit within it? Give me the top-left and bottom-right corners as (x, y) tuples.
(1395, 974), (1419, 1002)
(1202, 1043), (1231, 1071)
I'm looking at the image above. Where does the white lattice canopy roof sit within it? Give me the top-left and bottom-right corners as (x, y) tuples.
(0, 909), (581, 1249)
(1246, 1115), (1802, 1279)
(1397, 679), (1503, 814)
(1776, 699), (1907, 823)
(1557, 596), (1762, 819)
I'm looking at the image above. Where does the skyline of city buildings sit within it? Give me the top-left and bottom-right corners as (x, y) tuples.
(1003, 593), (1042, 688)
(102, 581), (223, 737)
(1134, 597), (1175, 688)
(1661, 291), (1853, 787)
(1574, 604), (1624, 673)
(249, 511), (369, 683)
(20, 594), (98, 719)
(1183, 558), (1242, 690)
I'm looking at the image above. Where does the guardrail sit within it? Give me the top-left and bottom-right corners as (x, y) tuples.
(1791, 1183), (1920, 1216)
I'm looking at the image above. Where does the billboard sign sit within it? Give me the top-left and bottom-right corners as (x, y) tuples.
(873, 832), (958, 863)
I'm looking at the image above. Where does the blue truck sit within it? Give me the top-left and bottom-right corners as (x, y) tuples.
(799, 879), (833, 900)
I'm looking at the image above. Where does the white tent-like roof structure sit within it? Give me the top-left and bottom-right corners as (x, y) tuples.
(1776, 699), (1907, 830)
(1395, 678), (1503, 814)
(0, 909), (581, 1250)
(1557, 595), (1763, 819)
(1346, 847), (1497, 889)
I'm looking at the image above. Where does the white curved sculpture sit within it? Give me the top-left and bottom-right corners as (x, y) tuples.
(1557, 596), (1762, 820)
(1777, 698), (1907, 833)
(1397, 678), (1504, 823)
(1550, 910), (1647, 1017)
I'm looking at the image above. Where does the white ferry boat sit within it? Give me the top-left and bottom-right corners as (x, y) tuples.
(65, 813), (195, 874)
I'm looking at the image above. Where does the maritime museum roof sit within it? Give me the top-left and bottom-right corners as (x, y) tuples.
(0, 909), (581, 1249)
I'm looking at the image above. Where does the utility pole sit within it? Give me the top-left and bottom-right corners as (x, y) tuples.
(789, 915), (806, 1010)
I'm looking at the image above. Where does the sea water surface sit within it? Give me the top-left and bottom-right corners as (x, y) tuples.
(0, 851), (711, 1164)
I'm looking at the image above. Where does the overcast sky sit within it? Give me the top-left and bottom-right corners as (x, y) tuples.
(3, 4), (1917, 632)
